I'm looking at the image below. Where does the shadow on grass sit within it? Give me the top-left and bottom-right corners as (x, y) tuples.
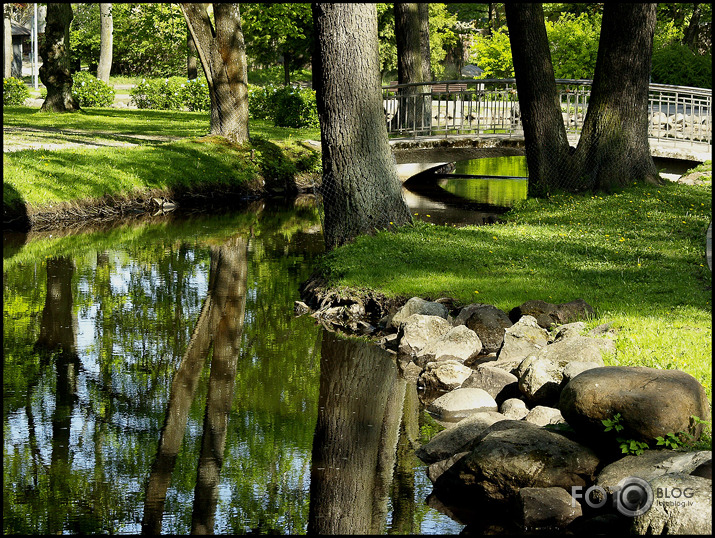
(3, 182), (30, 231)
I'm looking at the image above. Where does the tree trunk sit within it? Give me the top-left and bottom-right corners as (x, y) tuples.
(3, 5), (12, 79)
(39, 3), (80, 112)
(313, 3), (412, 250)
(395, 3), (431, 132)
(418, 3), (431, 83)
(505, 3), (571, 197)
(180, 3), (249, 144)
(682, 3), (702, 51)
(96, 3), (113, 82)
(574, 3), (661, 191)
(187, 25), (198, 79)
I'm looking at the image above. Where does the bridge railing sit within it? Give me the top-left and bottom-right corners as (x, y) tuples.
(382, 79), (712, 147)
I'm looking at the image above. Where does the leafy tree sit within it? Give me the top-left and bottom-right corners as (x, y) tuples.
(470, 26), (513, 78)
(313, 3), (412, 250)
(180, 3), (249, 144)
(544, 12), (600, 79)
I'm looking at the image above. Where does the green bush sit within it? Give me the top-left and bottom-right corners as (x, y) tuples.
(3, 77), (31, 105)
(651, 44), (712, 89)
(179, 78), (211, 111)
(248, 84), (279, 120)
(273, 86), (319, 129)
(71, 71), (116, 107)
(130, 76), (186, 110)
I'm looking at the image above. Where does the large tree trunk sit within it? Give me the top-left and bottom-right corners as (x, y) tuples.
(505, 3), (572, 197)
(312, 3), (412, 250)
(39, 3), (80, 112)
(180, 3), (249, 144)
(96, 3), (113, 82)
(682, 3), (702, 51)
(395, 3), (431, 132)
(187, 24), (198, 79)
(3, 5), (12, 79)
(574, 3), (661, 191)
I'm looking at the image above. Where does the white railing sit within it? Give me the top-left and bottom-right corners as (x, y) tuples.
(382, 79), (712, 147)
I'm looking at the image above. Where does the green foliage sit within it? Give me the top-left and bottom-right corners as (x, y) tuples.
(130, 77), (186, 110)
(602, 413), (649, 455)
(273, 86), (319, 129)
(248, 84), (279, 121)
(651, 43), (712, 88)
(656, 416), (711, 450)
(179, 78), (211, 112)
(469, 27), (514, 78)
(71, 71), (116, 107)
(545, 12), (601, 79)
(3, 77), (30, 105)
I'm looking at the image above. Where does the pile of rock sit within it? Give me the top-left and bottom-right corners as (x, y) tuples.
(296, 291), (712, 534)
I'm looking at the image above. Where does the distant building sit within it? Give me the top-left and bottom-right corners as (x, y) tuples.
(10, 23), (30, 77)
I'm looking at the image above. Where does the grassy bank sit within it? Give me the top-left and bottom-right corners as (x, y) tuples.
(3, 107), (321, 223)
(319, 175), (713, 408)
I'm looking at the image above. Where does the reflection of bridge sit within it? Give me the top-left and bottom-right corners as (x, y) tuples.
(384, 79), (712, 165)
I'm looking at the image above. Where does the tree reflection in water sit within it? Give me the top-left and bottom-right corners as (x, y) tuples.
(142, 237), (248, 535)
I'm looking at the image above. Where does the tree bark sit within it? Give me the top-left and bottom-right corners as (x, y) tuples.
(39, 3), (80, 112)
(312, 3), (412, 250)
(96, 3), (113, 82)
(682, 3), (702, 51)
(3, 5), (12, 79)
(395, 3), (431, 132)
(187, 25), (198, 80)
(505, 3), (571, 197)
(180, 3), (249, 144)
(574, 3), (661, 191)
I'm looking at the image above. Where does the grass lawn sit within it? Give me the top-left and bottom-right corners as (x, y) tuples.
(319, 174), (713, 416)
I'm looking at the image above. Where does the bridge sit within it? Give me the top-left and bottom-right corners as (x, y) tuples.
(384, 79), (712, 175)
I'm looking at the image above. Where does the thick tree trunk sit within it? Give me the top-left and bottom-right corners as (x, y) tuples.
(96, 3), (113, 82)
(574, 3), (661, 191)
(180, 3), (249, 144)
(395, 3), (431, 132)
(39, 3), (80, 112)
(682, 3), (702, 51)
(505, 3), (571, 197)
(313, 3), (412, 250)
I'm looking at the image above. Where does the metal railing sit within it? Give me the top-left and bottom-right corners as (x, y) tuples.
(382, 79), (712, 147)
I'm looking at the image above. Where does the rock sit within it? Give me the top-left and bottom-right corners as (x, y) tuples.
(294, 300), (311, 315)
(595, 450), (713, 495)
(691, 459), (712, 480)
(518, 487), (582, 530)
(454, 303), (512, 354)
(559, 366), (711, 443)
(509, 299), (595, 328)
(435, 420), (600, 503)
(493, 315), (549, 371)
(415, 324), (482, 367)
(427, 452), (469, 483)
(524, 405), (566, 427)
(416, 410), (506, 464)
(461, 365), (519, 404)
(417, 360), (473, 394)
(562, 360), (603, 386)
(427, 388), (498, 422)
(391, 297), (449, 328)
(500, 398), (529, 420)
(631, 473), (712, 535)
(397, 314), (452, 356)
(553, 322), (586, 341)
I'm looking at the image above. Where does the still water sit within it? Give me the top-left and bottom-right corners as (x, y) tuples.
(3, 200), (468, 535)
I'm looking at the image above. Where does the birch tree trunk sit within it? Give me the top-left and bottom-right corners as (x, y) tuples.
(96, 3), (113, 82)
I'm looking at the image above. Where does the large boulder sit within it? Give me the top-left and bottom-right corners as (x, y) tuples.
(559, 366), (711, 444)
(416, 410), (506, 464)
(454, 303), (512, 354)
(524, 405), (566, 427)
(631, 473), (712, 535)
(391, 297), (449, 328)
(417, 360), (473, 394)
(435, 420), (600, 503)
(509, 299), (595, 328)
(427, 388), (498, 422)
(415, 324), (482, 367)
(500, 398), (529, 420)
(492, 315), (549, 372)
(397, 314), (452, 356)
(518, 487), (582, 531)
(461, 364), (519, 404)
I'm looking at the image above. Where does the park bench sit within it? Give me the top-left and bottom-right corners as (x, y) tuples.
(431, 83), (468, 94)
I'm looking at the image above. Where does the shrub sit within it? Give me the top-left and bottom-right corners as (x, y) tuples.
(71, 71), (116, 107)
(651, 44), (712, 89)
(273, 86), (319, 129)
(130, 76), (186, 110)
(178, 78), (210, 111)
(3, 77), (31, 105)
(248, 84), (279, 120)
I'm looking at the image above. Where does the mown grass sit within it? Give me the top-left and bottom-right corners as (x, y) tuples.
(320, 177), (712, 407)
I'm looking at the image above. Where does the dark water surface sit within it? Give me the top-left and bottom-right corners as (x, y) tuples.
(3, 201), (464, 535)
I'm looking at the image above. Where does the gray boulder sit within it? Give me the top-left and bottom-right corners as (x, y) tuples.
(391, 297), (448, 328)
(415, 324), (482, 367)
(416, 410), (506, 464)
(454, 303), (512, 354)
(493, 315), (549, 372)
(508, 298), (596, 328)
(500, 398), (529, 420)
(435, 420), (600, 503)
(417, 360), (473, 394)
(631, 473), (712, 535)
(461, 364), (519, 403)
(397, 314), (451, 356)
(560, 366), (711, 443)
(518, 487), (582, 530)
(427, 388), (498, 422)
(524, 405), (566, 427)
